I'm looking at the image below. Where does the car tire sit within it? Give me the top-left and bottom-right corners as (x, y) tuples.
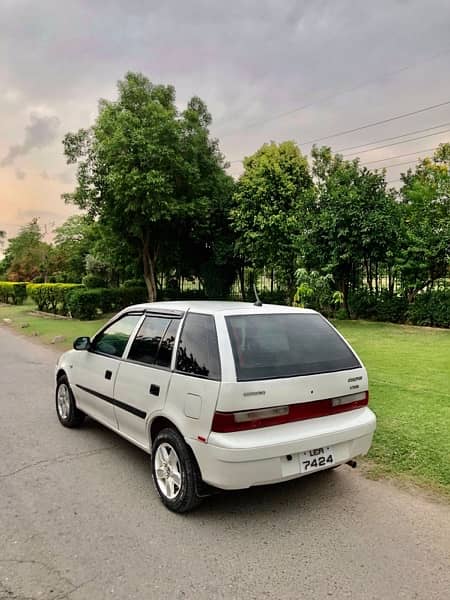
(151, 428), (203, 513)
(56, 375), (85, 428)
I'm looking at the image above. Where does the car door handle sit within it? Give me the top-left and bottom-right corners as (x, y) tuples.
(149, 384), (160, 396)
(105, 370), (112, 380)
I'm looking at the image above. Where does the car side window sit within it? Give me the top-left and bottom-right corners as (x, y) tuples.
(91, 314), (141, 358)
(175, 313), (220, 380)
(127, 316), (172, 366)
(155, 319), (180, 368)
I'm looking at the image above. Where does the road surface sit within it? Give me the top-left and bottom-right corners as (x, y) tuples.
(1, 325), (449, 600)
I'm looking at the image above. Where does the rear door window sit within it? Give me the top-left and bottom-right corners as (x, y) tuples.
(175, 313), (220, 380)
(226, 313), (360, 381)
(127, 316), (180, 368)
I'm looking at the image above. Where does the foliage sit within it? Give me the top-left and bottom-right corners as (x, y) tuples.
(303, 146), (401, 314)
(27, 283), (82, 314)
(0, 282), (27, 305)
(67, 286), (147, 320)
(348, 289), (408, 323)
(52, 215), (99, 283)
(398, 144), (450, 300)
(122, 278), (145, 288)
(407, 289), (450, 328)
(63, 71), (232, 301)
(81, 274), (107, 288)
(1, 218), (53, 282)
(294, 268), (335, 314)
(231, 141), (313, 300)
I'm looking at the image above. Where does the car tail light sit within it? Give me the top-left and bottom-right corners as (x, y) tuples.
(211, 391), (369, 433)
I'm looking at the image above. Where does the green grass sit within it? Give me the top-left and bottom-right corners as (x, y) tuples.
(1, 301), (449, 495)
(334, 320), (450, 495)
(0, 300), (109, 351)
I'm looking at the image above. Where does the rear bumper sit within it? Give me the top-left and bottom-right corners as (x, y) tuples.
(189, 407), (376, 490)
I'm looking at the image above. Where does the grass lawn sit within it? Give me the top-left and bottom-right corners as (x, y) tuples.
(335, 320), (450, 496)
(0, 300), (109, 351)
(1, 301), (449, 496)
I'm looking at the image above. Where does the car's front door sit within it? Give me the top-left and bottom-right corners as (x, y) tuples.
(72, 313), (142, 429)
(113, 314), (182, 448)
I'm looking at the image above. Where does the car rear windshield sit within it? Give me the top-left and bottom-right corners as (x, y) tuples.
(226, 313), (361, 381)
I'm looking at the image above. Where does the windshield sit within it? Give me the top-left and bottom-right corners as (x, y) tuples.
(226, 313), (361, 381)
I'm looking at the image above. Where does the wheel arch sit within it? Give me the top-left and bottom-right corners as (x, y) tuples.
(149, 416), (183, 447)
(56, 368), (67, 382)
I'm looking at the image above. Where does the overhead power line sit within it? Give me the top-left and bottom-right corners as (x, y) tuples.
(368, 158), (425, 170)
(335, 121), (450, 153)
(342, 128), (450, 157)
(228, 101), (450, 164)
(301, 99), (450, 146)
(220, 45), (450, 139)
(361, 146), (438, 167)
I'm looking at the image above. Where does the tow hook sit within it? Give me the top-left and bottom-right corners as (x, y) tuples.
(347, 460), (357, 469)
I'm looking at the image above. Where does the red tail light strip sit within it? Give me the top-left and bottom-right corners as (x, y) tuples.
(211, 392), (369, 433)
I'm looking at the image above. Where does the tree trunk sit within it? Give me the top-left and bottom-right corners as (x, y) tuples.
(142, 237), (157, 302)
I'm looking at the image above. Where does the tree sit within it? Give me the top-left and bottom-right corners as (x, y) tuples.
(303, 146), (400, 315)
(52, 215), (99, 282)
(398, 143), (450, 300)
(1, 218), (53, 281)
(63, 72), (230, 301)
(230, 141), (313, 301)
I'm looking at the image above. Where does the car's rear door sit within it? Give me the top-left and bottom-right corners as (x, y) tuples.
(113, 312), (183, 448)
(72, 313), (142, 429)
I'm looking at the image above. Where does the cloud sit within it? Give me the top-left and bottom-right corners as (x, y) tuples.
(15, 168), (26, 180)
(40, 168), (73, 185)
(1, 112), (60, 167)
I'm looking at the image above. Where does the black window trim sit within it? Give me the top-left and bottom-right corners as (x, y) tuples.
(173, 311), (222, 382)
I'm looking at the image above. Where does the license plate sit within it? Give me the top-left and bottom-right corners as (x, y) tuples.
(300, 446), (335, 473)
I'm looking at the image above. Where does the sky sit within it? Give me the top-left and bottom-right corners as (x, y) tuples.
(1, 0), (450, 250)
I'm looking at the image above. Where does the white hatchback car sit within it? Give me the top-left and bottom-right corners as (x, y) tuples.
(55, 301), (376, 512)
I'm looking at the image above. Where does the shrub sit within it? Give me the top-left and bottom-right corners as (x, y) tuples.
(122, 278), (145, 288)
(0, 282), (27, 305)
(82, 274), (107, 288)
(349, 289), (407, 323)
(407, 290), (450, 328)
(67, 286), (147, 320)
(27, 283), (82, 314)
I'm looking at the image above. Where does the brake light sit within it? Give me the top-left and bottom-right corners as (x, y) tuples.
(211, 391), (368, 433)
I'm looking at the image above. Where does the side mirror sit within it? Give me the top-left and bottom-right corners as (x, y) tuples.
(73, 336), (91, 351)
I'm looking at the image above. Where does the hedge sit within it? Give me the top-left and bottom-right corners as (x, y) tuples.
(407, 290), (450, 328)
(27, 283), (82, 314)
(67, 286), (147, 320)
(0, 282), (27, 305)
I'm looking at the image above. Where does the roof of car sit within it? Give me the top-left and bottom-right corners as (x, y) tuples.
(126, 300), (317, 316)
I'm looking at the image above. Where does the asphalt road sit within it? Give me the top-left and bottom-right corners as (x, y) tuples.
(1, 325), (449, 600)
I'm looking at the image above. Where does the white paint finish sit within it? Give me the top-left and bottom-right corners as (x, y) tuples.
(165, 373), (220, 441)
(67, 350), (119, 429)
(56, 300), (376, 492)
(184, 392), (202, 419)
(217, 367), (368, 411)
(113, 361), (171, 448)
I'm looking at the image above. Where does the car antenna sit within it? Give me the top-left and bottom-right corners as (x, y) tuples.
(253, 284), (263, 307)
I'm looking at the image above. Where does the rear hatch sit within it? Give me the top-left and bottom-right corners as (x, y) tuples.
(213, 312), (368, 433)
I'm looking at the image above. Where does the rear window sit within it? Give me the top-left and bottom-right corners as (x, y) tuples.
(226, 313), (360, 381)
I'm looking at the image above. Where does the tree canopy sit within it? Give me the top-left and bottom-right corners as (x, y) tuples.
(63, 72), (232, 300)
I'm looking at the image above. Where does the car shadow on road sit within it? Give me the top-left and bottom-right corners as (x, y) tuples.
(79, 417), (358, 520)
